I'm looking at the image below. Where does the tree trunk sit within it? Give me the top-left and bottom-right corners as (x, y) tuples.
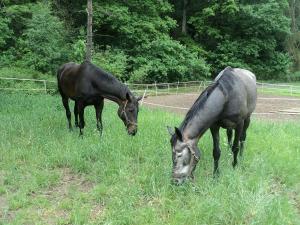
(86, 0), (93, 62)
(289, 0), (297, 32)
(182, 0), (188, 35)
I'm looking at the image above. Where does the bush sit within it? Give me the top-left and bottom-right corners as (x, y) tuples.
(92, 47), (128, 81)
(0, 66), (54, 92)
(0, 66), (50, 80)
(287, 71), (300, 81)
(129, 36), (210, 83)
(16, 3), (70, 75)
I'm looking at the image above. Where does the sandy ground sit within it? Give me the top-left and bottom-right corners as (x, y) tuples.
(142, 93), (300, 121)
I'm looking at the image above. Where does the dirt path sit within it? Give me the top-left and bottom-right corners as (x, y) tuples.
(142, 93), (300, 121)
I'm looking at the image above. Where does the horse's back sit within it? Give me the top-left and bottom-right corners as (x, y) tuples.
(232, 68), (257, 114)
(217, 67), (257, 120)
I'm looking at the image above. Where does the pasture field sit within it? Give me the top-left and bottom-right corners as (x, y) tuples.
(0, 93), (300, 225)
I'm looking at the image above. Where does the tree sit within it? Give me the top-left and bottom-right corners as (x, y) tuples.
(86, 0), (93, 62)
(286, 0), (300, 72)
(189, 0), (292, 79)
(17, 3), (70, 73)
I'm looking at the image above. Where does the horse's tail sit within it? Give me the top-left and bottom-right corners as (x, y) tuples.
(57, 64), (65, 96)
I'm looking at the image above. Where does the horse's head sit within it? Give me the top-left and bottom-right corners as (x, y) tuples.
(118, 93), (142, 136)
(167, 126), (200, 185)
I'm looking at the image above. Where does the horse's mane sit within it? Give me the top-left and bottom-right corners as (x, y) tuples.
(85, 61), (131, 98)
(179, 67), (234, 131)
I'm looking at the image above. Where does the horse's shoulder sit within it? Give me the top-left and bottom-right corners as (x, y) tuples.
(214, 66), (233, 81)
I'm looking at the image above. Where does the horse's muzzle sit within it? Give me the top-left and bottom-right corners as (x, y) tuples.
(127, 126), (137, 136)
(172, 177), (186, 185)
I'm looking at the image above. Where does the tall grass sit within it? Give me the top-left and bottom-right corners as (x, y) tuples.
(0, 93), (299, 225)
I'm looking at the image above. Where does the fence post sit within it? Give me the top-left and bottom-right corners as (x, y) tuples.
(198, 81), (202, 92)
(155, 81), (157, 96)
(176, 81), (179, 95)
(140, 89), (147, 106)
(167, 84), (170, 94)
(43, 80), (47, 93)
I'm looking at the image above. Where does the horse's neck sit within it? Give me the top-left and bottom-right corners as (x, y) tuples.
(101, 85), (128, 105)
(181, 87), (226, 142)
(93, 74), (128, 105)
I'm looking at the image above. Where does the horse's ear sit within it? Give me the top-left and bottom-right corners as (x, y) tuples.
(126, 92), (132, 101)
(136, 95), (147, 102)
(167, 126), (174, 136)
(175, 127), (183, 142)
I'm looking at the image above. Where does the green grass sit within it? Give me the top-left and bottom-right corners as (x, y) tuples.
(0, 93), (300, 225)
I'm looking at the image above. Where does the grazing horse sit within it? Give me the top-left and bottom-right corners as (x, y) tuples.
(167, 67), (257, 185)
(57, 61), (142, 136)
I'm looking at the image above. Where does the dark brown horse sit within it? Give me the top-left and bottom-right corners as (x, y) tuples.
(57, 61), (142, 136)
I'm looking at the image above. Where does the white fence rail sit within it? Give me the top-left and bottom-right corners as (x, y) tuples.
(1, 77), (300, 96)
(0, 77), (56, 93)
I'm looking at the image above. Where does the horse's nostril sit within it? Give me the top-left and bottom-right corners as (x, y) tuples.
(128, 130), (137, 136)
(172, 178), (181, 185)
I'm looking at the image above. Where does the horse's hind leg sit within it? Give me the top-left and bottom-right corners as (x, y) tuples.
(62, 97), (72, 130)
(94, 98), (104, 136)
(226, 129), (233, 148)
(240, 117), (250, 157)
(74, 101), (79, 127)
(78, 100), (86, 136)
(210, 125), (221, 175)
(232, 122), (244, 168)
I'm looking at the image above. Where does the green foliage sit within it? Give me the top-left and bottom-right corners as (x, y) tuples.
(0, 67), (55, 92)
(1, 3), (33, 48)
(129, 36), (210, 82)
(190, 0), (292, 79)
(0, 66), (47, 79)
(0, 0), (298, 81)
(16, 3), (70, 74)
(92, 0), (209, 82)
(70, 39), (86, 63)
(93, 47), (128, 81)
(288, 70), (300, 81)
(0, 16), (11, 49)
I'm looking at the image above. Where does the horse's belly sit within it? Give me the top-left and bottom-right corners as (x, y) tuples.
(217, 119), (237, 129)
(217, 114), (244, 129)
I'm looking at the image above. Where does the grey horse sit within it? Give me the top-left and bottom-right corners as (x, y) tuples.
(168, 67), (257, 185)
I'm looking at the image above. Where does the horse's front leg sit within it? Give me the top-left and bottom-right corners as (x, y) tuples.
(210, 125), (221, 176)
(74, 101), (79, 127)
(77, 101), (86, 136)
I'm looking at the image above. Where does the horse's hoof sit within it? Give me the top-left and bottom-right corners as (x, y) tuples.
(232, 161), (237, 168)
(213, 169), (220, 178)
